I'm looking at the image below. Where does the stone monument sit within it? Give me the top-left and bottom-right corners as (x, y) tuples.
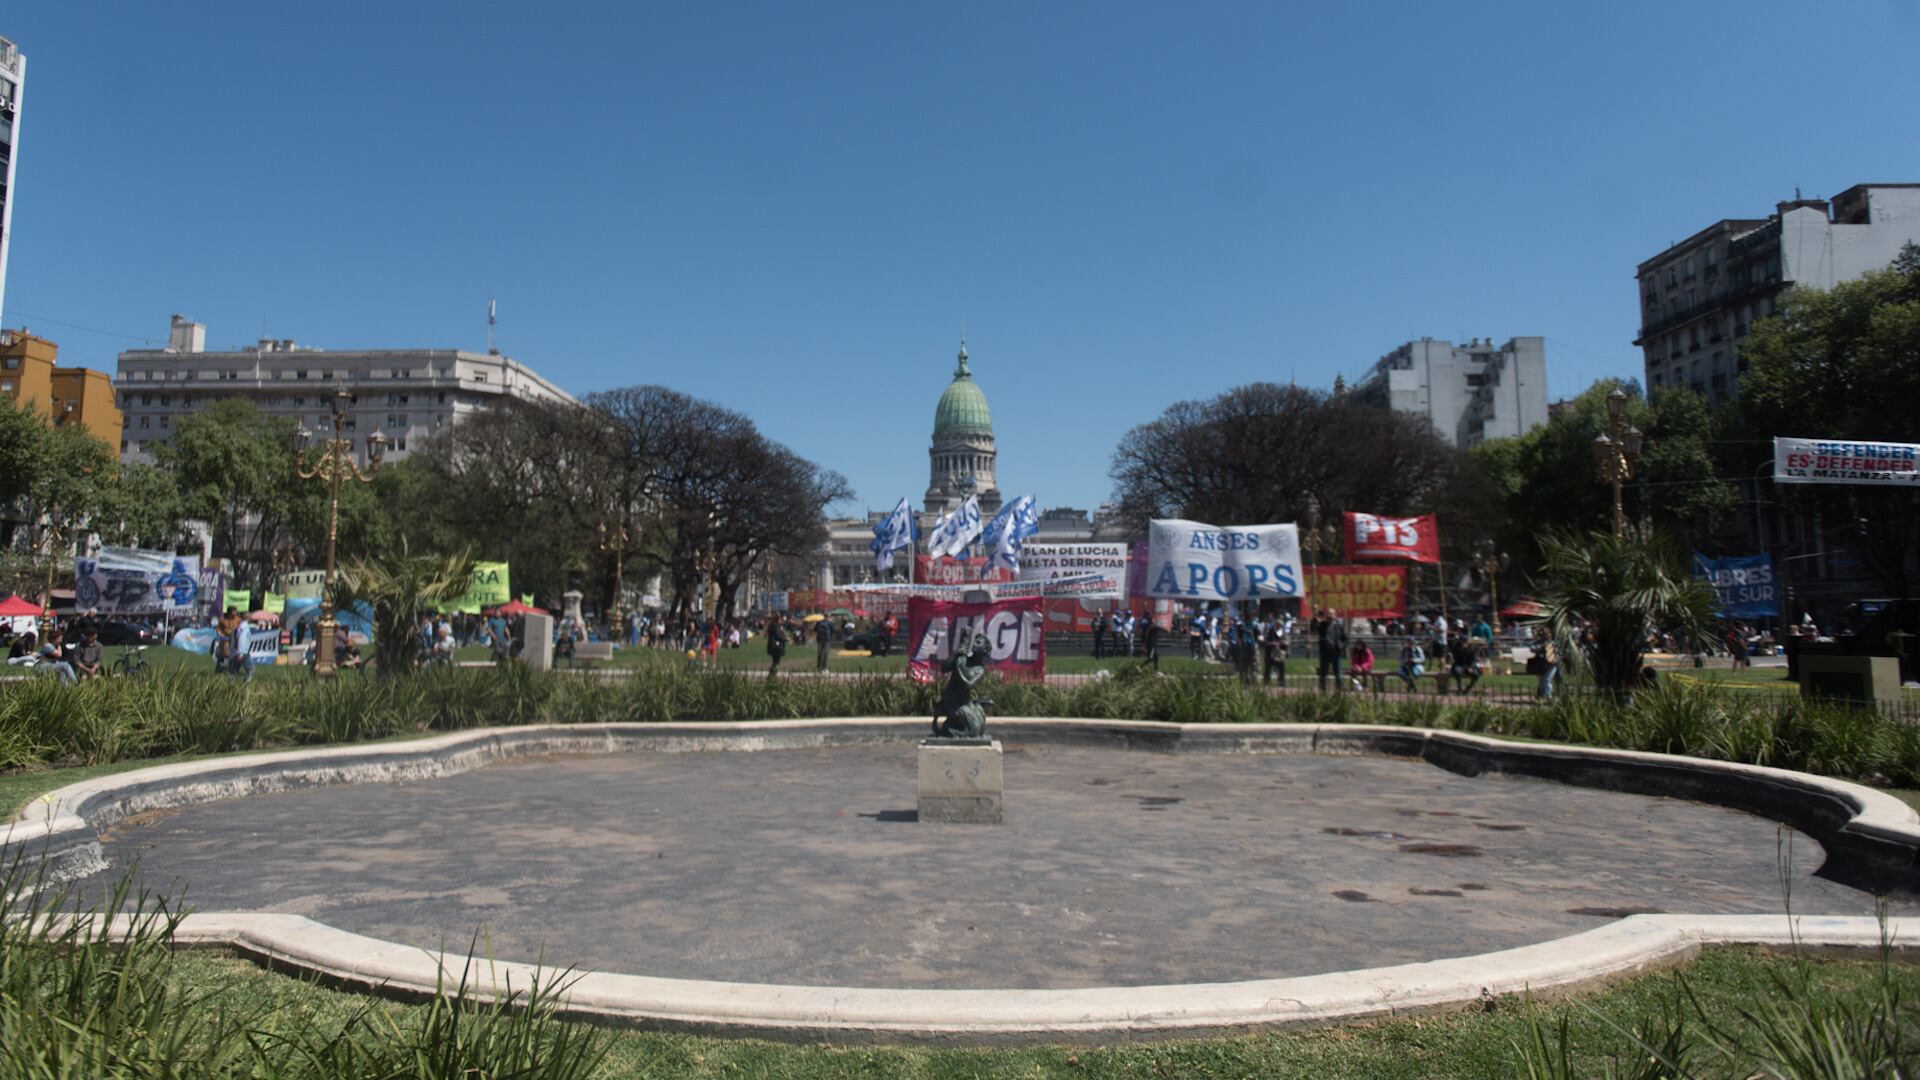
(918, 628), (1003, 823)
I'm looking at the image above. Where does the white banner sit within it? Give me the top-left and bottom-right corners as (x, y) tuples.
(1145, 520), (1302, 601)
(92, 546), (179, 574)
(1016, 543), (1128, 599)
(1774, 436), (1919, 487)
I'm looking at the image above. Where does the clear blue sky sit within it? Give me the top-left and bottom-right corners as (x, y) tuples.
(5, 1), (1916, 513)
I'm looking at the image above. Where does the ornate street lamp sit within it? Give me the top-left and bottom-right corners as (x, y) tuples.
(292, 389), (386, 677)
(1591, 388), (1644, 540)
(1474, 540), (1511, 672)
(596, 519), (630, 630)
(1301, 494), (1339, 621)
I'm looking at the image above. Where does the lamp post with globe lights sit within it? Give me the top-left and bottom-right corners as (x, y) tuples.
(291, 389), (386, 677)
(1592, 388), (1644, 541)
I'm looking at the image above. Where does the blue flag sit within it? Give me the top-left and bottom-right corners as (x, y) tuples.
(869, 498), (918, 572)
(984, 495), (1039, 574)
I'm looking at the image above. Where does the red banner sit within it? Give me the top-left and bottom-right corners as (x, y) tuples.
(906, 596), (1046, 683)
(1306, 564), (1407, 619)
(1343, 512), (1440, 564)
(913, 555), (1015, 586)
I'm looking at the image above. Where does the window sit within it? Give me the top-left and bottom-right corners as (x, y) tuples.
(436, 392), (446, 404)
(139, 416), (149, 429)
(0, 380), (12, 393)
(386, 413), (408, 427)
(141, 393), (151, 406)
(474, 372), (488, 382)
(293, 396), (306, 407)
(297, 370), (308, 379)
(395, 438), (407, 452)
(392, 368), (407, 379)
(160, 395), (172, 406)
(266, 395), (282, 405)
(3, 355), (16, 369)
(159, 416), (169, 429)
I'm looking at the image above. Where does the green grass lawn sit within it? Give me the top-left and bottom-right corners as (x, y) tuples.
(149, 945), (1920, 1078)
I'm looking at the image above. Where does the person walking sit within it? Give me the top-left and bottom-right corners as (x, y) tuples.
(1535, 629), (1559, 699)
(814, 617), (831, 673)
(1261, 617), (1289, 687)
(1315, 610), (1347, 692)
(766, 616), (788, 678)
(1142, 616), (1161, 668)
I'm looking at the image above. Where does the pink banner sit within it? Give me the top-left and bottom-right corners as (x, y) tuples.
(906, 597), (1046, 683)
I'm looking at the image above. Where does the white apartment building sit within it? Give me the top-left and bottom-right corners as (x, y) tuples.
(1351, 336), (1549, 448)
(1634, 183), (1920, 408)
(116, 316), (575, 464)
(0, 36), (25, 320)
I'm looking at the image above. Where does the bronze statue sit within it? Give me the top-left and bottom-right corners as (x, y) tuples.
(931, 627), (991, 739)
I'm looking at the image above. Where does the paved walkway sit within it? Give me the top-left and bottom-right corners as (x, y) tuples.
(76, 744), (1906, 989)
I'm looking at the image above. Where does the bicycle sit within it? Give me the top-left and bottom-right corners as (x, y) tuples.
(111, 645), (151, 677)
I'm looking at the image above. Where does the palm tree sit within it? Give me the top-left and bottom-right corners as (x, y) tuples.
(1536, 529), (1717, 695)
(331, 542), (477, 675)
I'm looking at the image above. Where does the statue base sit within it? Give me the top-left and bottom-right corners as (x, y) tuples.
(917, 739), (1003, 824)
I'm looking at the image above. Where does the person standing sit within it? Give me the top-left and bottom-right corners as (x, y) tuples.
(1231, 619), (1257, 684)
(1315, 609), (1347, 692)
(814, 617), (831, 673)
(1142, 616), (1161, 668)
(1091, 611), (1108, 660)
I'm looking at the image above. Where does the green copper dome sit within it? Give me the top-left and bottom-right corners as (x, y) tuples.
(933, 342), (993, 435)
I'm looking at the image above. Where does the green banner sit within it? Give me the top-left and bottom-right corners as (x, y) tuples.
(448, 562), (512, 614)
(226, 589), (253, 615)
(262, 591), (287, 613)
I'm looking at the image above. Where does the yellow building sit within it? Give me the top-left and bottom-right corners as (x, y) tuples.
(1, 328), (124, 449)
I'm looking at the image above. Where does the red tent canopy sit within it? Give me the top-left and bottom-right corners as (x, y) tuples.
(0, 594), (44, 616)
(1499, 597), (1548, 619)
(488, 599), (547, 616)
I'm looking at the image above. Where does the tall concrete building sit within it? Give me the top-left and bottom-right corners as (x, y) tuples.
(1634, 184), (1920, 408)
(0, 35), (24, 320)
(923, 340), (1002, 516)
(115, 315), (574, 464)
(1351, 336), (1548, 448)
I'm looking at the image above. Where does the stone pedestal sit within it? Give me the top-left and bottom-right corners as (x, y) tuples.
(917, 739), (1003, 824)
(522, 611), (554, 671)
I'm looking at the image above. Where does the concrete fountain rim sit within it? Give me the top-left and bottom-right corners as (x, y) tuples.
(7, 716), (1919, 1044)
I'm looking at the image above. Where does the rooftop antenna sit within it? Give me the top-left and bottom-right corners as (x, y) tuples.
(487, 298), (499, 355)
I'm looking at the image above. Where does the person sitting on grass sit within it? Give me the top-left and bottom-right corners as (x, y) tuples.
(1448, 635), (1481, 694)
(36, 631), (77, 685)
(72, 629), (105, 679)
(1349, 639), (1375, 691)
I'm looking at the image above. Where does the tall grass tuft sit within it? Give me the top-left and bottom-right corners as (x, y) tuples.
(5, 664), (1920, 788)
(0, 851), (609, 1079)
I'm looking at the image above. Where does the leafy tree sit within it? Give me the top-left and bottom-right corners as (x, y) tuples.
(1537, 529), (1717, 695)
(1108, 382), (1489, 561)
(92, 463), (186, 550)
(1732, 245), (1920, 598)
(1473, 380), (1735, 576)
(154, 399), (302, 590)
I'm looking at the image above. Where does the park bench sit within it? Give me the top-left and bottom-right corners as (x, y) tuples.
(568, 641), (616, 669)
(1367, 670), (1467, 695)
